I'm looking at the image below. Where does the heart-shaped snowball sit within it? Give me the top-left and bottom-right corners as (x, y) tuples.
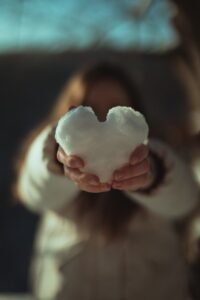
(55, 106), (149, 183)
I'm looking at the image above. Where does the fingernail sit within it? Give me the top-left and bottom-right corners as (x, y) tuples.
(69, 159), (81, 168)
(74, 162), (82, 168)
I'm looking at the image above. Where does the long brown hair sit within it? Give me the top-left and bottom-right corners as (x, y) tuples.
(49, 61), (145, 122)
(16, 61), (147, 242)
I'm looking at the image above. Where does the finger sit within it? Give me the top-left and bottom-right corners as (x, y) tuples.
(112, 173), (151, 190)
(114, 158), (150, 181)
(64, 166), (82, 180)
(57, 148), (84, 168)
(130, 144), (149, 165)
(77, 182), (111, 193)
(64, 167), (100, 185)
(47, 160), (64, 175)
(66, 155), (84, 168)
(78, 173), (100, 185)
(57, 147), (68, 164)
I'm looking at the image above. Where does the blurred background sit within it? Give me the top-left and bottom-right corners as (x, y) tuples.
(1, 0), (200, 298)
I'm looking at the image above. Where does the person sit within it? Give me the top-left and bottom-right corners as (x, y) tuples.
(15, 61), (199, 300)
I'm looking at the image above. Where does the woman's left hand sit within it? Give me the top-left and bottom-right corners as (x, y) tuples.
(112, 144), (154, 191)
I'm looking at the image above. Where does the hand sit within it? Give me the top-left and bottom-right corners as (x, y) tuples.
(57, 147), (111, 193)
(112, 144), (154, 192)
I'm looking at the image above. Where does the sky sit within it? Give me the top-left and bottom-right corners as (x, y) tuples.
(0, 0), (180, 53)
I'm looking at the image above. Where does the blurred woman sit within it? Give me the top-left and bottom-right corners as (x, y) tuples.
(15, 61), (198, 300)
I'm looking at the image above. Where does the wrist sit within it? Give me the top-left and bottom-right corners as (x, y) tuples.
(43, 126), (64, 176)
(136, 150), (166, 194)
(47, 148), (64, 175)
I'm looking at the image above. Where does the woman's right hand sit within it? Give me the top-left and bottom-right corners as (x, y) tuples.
(57, 147), (111, 193)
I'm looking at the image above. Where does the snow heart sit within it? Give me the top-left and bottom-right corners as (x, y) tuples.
(55, 106), (149, 182)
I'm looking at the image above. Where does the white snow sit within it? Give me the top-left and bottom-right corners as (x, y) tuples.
(55, 106), (149, 183)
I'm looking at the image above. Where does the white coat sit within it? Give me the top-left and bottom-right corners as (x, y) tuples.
(18, 126), (199, 300)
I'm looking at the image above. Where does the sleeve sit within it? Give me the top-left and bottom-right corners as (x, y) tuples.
(17, 125), (79, 213)
(125, 139), (200, 219)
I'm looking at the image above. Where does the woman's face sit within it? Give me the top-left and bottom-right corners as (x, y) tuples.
(86, 80), (132, 121)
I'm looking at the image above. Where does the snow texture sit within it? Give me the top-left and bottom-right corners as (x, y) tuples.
(55, 106), (149, 182)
